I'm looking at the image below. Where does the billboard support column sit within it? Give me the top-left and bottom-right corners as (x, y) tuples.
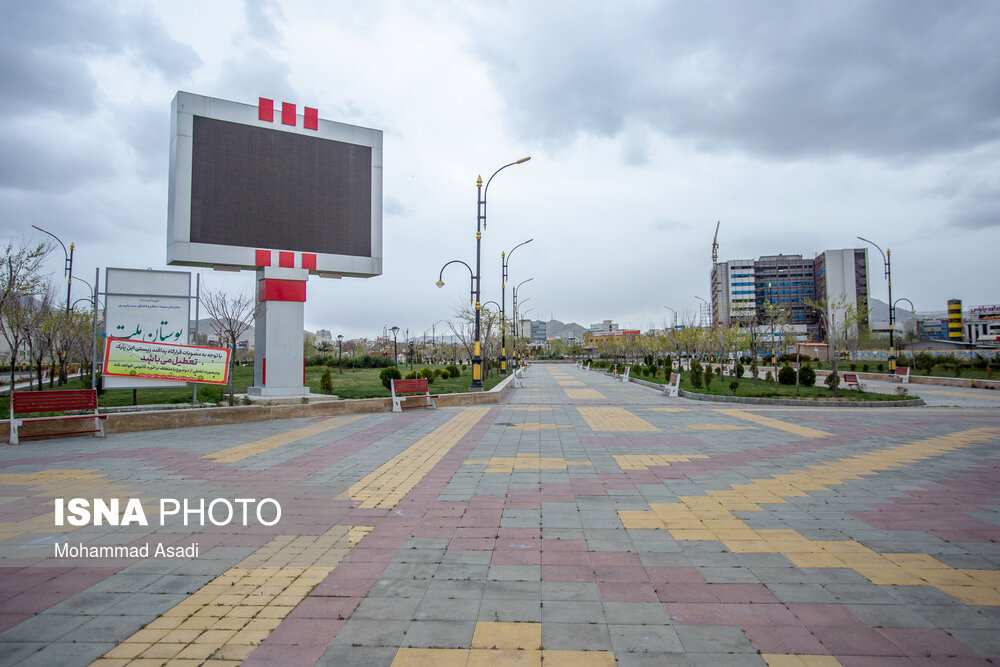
(248, 266), (310, 398)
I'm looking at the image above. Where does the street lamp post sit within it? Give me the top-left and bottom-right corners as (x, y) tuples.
(893, 298), (916, 366)
(501, 239), (533, 375)
(390, 326), (400, 368)
(858, 236), (894, 372)
(694, 296), (709, 329)
(472, 157), (531, 390)
(512, 278), (533, 368)
(337, 335), (344, 374)
(71, 271), (100, 389)
(32, 225), (73, 315)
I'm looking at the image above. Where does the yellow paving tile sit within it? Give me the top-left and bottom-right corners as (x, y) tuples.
(345, 408), (490, 508)
(614, 454), (709, 470)
(685, 423), (752, 431)
(557, 380), (586, 386)
(96, 524), (371, 664)
(564, 388), (606, 400)
(204, 415), (364, 462)
(392, 648), (470, 666)
(577, 407), (659, 432)
(471, 621), (542, 650)
(618, 427), (1000, 606)
(464, 455), (591, 473)
(713, 409), (832, 437)
(762, 656), (843, 667)
(502, 423), (572, 430)
(467, 649), (541, 666)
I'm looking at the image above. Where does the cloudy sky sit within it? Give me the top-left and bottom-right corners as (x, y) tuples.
(3, 1), (998, 340)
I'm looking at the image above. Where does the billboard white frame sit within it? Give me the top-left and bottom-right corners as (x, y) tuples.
(103, 268), (192, 389)
(167, 91), (383, 277)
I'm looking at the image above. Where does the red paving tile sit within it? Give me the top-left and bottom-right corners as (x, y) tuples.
(655, 583), (719, 603)
(811, 625), (905, 656)
(742, 623), (828, 655)
(541, 565), (596, 583)
(663, 603), (736, 626)
(597, 581), (658, 602)
(709, 583), (779, 604)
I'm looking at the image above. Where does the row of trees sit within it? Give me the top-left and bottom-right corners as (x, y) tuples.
(0, 240), (98, 389)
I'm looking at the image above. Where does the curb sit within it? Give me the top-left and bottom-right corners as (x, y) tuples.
(677, 389), (925, 407)
(2, 374), (516, 444)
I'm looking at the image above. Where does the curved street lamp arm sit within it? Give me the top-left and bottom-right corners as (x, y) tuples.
(437, 259), (474, 284)
(484, 157), (531, 200)
(857, 236), (889, 278)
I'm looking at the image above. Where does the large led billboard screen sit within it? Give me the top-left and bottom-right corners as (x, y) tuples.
(167, 92), (382, 277)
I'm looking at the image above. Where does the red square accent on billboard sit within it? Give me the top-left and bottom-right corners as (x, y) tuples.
(258, 278), (307, 302)
(304, 107), (318, 130)
(255, 249), (271, 266)
(281, 102), (296, 126)
(302, 253), (317, 270)
(279, 251), (294, 268)
(258, 97), (274, 122)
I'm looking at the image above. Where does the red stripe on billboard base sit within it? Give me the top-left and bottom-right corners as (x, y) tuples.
(302, 253), (317, 270)
(304, 107), (318, 130)
(282, 102), (296, 126)
(255, 249), (271, 266)
(279, 251), (294, 268)
(258, 278), (306, 302)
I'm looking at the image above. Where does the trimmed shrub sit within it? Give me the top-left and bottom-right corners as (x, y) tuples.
(417, 367), (435, 384)
(778, 365), (796, 385)
(320, 366), (333, 394)
(862, 363), (869, 372)
(735, 362), (745, 379)
(446, 365), (461, 378)
(405, 370), (417, 379)
(379, 366), (401, 390)
(439, 369), (450, 380)
(798, 365), (816, 387)
(690, 361), (703, 389)
(729, 380), (739, 395)
(824, 371), (838, 389)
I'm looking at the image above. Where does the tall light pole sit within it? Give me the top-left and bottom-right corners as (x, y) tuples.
(695, 296), (709, 329)
(337, 334), (344, 374)
(501, 238), (533, 375)
(663, 306), (677, 330)
(32, 225), (73, 314)
(472, 157), (531, 390)
(390, 326), (400, 368)
(858, 236), (893, 372)
(72, 272), (100, 389)
(512, 278), (533, 367)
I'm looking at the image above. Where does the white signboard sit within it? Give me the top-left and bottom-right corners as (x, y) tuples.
(104, 268), (191, 389)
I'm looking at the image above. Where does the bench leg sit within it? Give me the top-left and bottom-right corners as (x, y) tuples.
(392, 397), (402, 413)
(95, 416), (106, 438)
(9, 419), (20, 446)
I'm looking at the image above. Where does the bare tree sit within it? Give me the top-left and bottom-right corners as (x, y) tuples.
(1, 240), (50, 315)
(200, 287), (258, 405)
(806, 296), (849, 399)
(23, 289), (56, 390)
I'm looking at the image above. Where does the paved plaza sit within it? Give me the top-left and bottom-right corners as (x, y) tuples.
(1, 363), (999, 666)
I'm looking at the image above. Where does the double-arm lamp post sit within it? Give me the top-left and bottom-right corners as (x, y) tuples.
(501, 238), (533, 375)
(469, 157), (531, 390)
(512, 278), (533, 367)
(857, 236), (894, 372)
(31, 225), (73, 315)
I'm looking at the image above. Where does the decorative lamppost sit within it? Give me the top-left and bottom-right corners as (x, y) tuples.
(501, 239), (533, 375)
(512, 278), (533, 368)
(31, 224), (73, 314)
(858, 236), (894, 372)
(471, 157), (531, 390)
(390, 326), (400, 368)
(337, 334), (344, 374)
(694, 295), (709, 329)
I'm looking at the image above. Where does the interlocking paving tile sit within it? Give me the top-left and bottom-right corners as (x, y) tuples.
(1, 362), (999, 665)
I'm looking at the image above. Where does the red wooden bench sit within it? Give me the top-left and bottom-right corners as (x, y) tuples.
(391, 378), (437, 413)
(9, 389), (108, 445)
(892, 366), (910, 383)
(842, 373), (861, 390)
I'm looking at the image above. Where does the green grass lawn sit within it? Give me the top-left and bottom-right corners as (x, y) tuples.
(0, 364), (507, 418)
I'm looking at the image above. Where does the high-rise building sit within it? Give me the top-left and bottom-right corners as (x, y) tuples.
(711, 248), (869, 341)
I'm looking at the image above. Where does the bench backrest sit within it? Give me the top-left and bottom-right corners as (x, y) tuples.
(894, 366), (909, 375)
(12, 389), (98, 415)
(392, 378), (429, 394)
(842, 373), (859, 383)
(668, 373), (679, 385)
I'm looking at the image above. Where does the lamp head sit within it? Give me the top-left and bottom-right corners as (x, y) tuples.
(436, 280), (445, 288)
(516, 157), (531, 164)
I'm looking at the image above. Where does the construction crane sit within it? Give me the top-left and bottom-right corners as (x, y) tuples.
(711, 220), (720, 264)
